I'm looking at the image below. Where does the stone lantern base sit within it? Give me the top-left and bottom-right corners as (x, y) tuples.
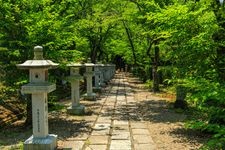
(93, 87), (102, 92)
(67, 105), (85, 115)
(83, 93), (96, 101)
(24, 134), (57, 150)
(100, 82), (106, 87)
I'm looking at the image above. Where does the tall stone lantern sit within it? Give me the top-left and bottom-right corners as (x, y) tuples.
(17, 46), (58, 150)
(66, 63), (85, 115)
(83, 59), (96, 100)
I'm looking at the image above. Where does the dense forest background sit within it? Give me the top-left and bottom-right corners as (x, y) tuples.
(0, 0), (225, 148)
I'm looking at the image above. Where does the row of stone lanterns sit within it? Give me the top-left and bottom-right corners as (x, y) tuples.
(66, 60), (116, 115)
(17, 46), (116, 150)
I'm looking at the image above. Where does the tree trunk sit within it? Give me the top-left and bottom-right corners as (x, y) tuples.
(90, 46), (97, 63)
(152, 45), (160, 92)
(122, 20), (137, 66)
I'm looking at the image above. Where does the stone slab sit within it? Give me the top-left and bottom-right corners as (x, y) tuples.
(117, 96), (126, 101)
(116, 102), (127, 106)
(24, 134), (57, 150)
(91, 129), (110, 136)
(111, 131), (130, 140)
(104, 102), (116, 106)
(112, 125), (129, 132)
(88, 135), (109, 145)
(110, 140), (131, 150)
(133, 135), (154, 144)
(92, 123), (111, 130)
(85, 144), (107, 150)
(113, 120), (129, 125)
(96, 116), (112, 123)
(63, 140), (84, 150)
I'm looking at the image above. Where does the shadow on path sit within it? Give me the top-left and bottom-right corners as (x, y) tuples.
(49, 117), (91, 140)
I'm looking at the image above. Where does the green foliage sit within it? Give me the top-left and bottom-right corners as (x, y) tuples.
(48, 102), (65, 112)
(205, 126), (225, 149)
(0, 0), (225, 147)
(144, 79), (153, 89)
(186, 120), (225, 149)
(48, 49), (84, 65)
(183, 77), (225, 148)
(178, 78), (225, 107)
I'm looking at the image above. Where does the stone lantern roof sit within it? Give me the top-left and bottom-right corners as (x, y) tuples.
(84, 58), (94, 67)
(66, 63), (84, 80)
(67, 63), (84, 67)
(17, 46), (58, 69)
(95, 61), (104, 67)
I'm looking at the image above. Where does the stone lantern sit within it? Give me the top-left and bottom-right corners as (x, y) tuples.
(105, 64), (111, 82)
(99, 64), (106, 87)
(17, 46), (58, 150)
(101, 64), (108, 84)
(66, 63), (85, 115)
(108, 64), (113, 80)
(93, 63), (102, 91)
(83, 59), (96, 100)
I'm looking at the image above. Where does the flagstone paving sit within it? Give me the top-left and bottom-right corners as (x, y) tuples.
(61, 72), (156, 150)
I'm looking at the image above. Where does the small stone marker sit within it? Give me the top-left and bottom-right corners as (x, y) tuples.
(66, 63), (85, 115)
(83, 59), (96, 100)
(174, 85), (187, 109)
(17, 46), (58, 150)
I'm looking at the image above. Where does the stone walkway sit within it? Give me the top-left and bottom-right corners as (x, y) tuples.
(62, 72), (156, 150)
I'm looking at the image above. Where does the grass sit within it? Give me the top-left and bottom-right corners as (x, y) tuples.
(49, 102), (66, 112)
(0, 142), (23, 150)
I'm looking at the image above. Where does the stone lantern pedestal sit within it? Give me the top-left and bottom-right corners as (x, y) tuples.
(17, 46), (58, 150)
(83, 61), (96, 100)
(66, 63), (85, 115)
